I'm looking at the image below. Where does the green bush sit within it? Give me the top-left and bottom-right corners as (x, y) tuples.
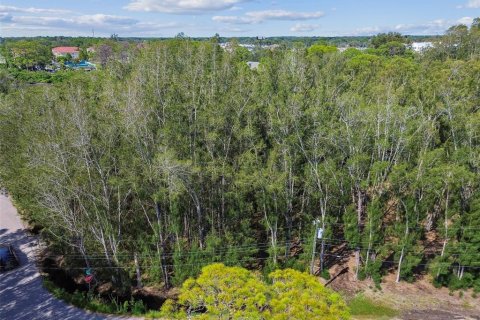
(321, 268), (331, 280)
(42, 278), (146, 315)
(164, 263), (350, 319)
(8, 68), (76, 84)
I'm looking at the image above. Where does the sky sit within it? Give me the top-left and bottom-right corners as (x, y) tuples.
(0, 0), (479, 38)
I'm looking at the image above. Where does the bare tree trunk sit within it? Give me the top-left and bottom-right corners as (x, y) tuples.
(155, 202), (170, 288)
(134, 252), (142, 288)
(320, 237), (325, 273)
(397, 201), (410, 283)
(310, 221), (318, 275)
(440, 189), (450, 258)
(355, 188), (363, 280)
(263, 202), (278, 266)
(396, 248), (404, 283)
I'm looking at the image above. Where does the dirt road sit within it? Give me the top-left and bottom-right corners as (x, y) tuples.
(0, 194), (136, 320)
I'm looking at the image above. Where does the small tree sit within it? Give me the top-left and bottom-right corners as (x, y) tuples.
(79, 48), (89, 61)
(269, 269), (350, 320)
(176, 263), (267, 318)
(163, 264), (350, 319)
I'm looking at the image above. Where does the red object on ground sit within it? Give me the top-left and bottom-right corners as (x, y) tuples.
(85, 275), (94, 283)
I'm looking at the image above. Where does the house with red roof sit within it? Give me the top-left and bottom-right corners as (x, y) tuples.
(52, 47), (80, 59)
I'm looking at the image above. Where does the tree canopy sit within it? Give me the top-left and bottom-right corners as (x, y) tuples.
(0, 20), (480, 306)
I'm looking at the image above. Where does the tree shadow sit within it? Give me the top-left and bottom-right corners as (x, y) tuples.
(0, 228), (123, 319)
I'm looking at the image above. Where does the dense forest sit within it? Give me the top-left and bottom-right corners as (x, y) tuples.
(1, 19), (480, 305)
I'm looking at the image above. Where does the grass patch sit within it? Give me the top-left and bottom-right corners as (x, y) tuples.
(348, 294), (398, 319)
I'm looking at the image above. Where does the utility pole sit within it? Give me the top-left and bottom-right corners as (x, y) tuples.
(310, 219), (321, 274)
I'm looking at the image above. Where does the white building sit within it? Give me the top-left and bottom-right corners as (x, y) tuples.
(411, 42), (434, 53)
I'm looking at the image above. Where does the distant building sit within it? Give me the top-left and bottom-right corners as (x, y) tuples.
(247, 61), (260, 70)
(52, 47), (80, 59)
(338, 46), (367, 52)
(411, 42), (433, 53)
(220, 42), (280, 53)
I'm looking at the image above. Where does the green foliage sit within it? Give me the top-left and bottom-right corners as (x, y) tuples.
(42, 278), (145, 315)
(1, 23), (480, 297)
(370, 32), (409, 48)
(321, 269), (331, 280)
(268, 268), (350, 320)
(0, 68), (13, 94)
(79, 48), (89, 61)
(307, 44), (338, 57)
(7, 69), (76, 83)
(167, 264), (350, 319)
(177, 263), (268, 318)
(5, 40), (52, 70)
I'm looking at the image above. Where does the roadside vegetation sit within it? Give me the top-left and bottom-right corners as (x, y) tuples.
(43, 278), (146, 315)
(1, 18), (479, 317)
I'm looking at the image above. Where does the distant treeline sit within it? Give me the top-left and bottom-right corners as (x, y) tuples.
(0, 34), (440, 47)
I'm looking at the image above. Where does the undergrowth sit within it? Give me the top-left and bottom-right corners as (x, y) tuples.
(42, 278), (146, 315)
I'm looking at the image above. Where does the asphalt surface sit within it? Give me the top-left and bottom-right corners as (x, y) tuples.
(0, 194), (136, 320)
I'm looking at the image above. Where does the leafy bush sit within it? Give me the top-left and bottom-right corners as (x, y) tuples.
(163, 263), (350, 319)
(321, 269), (331, 280)
(268, 268), (350, 320)
(8, 68), (76, 84)
(42, 278), (144, 315)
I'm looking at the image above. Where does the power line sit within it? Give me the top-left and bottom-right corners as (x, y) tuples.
(32, 230), (479, 260)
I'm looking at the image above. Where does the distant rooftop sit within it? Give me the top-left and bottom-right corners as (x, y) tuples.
(52, 46), (79, 54)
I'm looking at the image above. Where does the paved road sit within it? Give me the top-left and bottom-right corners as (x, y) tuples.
(0, 194), (137, 320)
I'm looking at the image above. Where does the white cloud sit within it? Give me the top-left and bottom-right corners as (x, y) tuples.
(213, 9), (324, 24)
(465, 0), (480, 8)
(457, 16), (474, 25)
(393, 19), (449, 34)
(0, 12), (13, 22)
(245, 10), (324, 21)
(223, 26), (248, 32)
(457, 0), (480, 8)
(290, 23), (318, 32)
(124, 0), (247, 14)
(0, 5), (70, 14)
(75, 14), (138, 26)
(212, 15), (250, 24)
(11, 14), (138, 28)
(350, 26), (381, 36)
(3, 12), (180, 37)
(350, 17), (476, 36)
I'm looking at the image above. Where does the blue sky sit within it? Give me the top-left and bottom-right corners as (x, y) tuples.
(1, 0), (479, 37)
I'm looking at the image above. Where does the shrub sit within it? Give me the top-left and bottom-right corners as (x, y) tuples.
(167, 263), (350, 319)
